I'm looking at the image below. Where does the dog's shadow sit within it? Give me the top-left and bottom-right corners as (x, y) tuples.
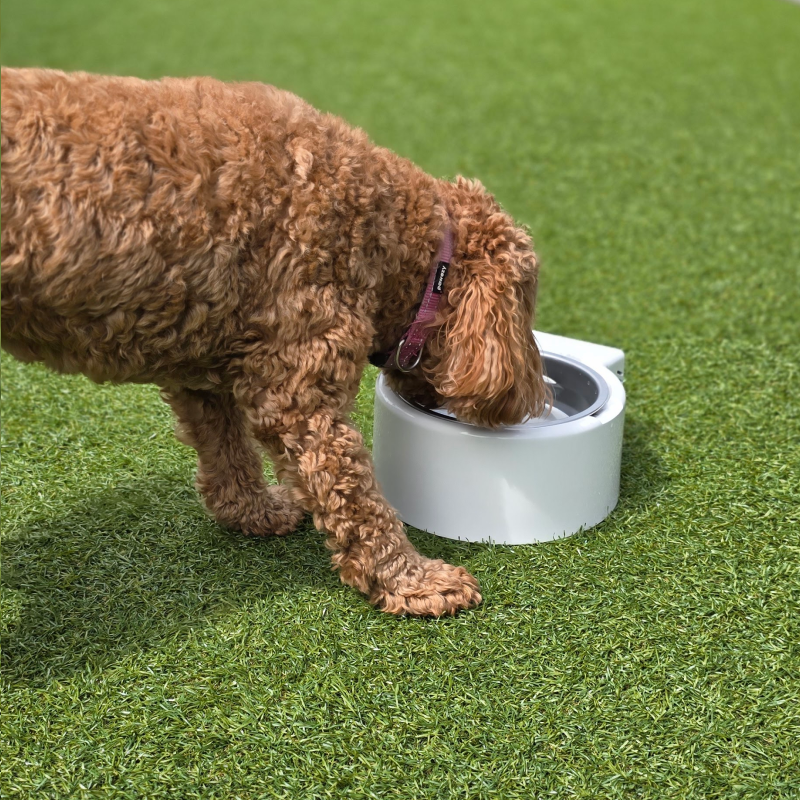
(1, 478), (336, 686)
(2, 476), (486, 686)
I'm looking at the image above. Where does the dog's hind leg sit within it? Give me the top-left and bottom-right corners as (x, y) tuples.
(162, 388), (305, 536)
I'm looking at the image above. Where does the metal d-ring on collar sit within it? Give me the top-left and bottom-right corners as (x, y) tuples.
(394, 337), (423, 372)
(382, 227), (455, 373)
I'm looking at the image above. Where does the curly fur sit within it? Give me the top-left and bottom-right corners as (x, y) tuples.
(1, 68), (547, 616)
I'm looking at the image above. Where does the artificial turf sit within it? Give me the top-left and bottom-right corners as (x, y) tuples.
(1, 0), (798, 797)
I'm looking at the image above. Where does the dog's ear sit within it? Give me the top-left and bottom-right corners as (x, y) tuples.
(427, 208), (548, 427)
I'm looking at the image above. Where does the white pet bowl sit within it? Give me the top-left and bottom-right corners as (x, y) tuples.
(372, 333), (626, 544)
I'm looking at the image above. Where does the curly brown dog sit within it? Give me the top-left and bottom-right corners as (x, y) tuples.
(1, 67), (547, 616)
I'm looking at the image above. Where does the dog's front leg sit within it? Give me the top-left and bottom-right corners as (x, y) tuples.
(250, 408), (481, 616)
(163, 388), (305, 536)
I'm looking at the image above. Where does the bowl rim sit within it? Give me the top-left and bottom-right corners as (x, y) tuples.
(395, 351), (611, 429)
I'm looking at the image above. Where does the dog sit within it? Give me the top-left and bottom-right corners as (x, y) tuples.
(1, 68), (547, 616)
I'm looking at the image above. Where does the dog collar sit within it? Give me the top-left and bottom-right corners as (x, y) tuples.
(369, 228), (454, 372)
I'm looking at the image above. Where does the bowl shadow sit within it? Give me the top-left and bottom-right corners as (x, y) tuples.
(616, 413), (670, 512)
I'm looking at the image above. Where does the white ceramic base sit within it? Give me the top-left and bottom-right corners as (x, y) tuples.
(372, 333), (626, 544)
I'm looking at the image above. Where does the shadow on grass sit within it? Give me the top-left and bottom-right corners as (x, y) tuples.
(617, 414), (670, 512)
(2, 418), (666, 685)
(1, 478), (334, 686)
(2, 476), (491, 687)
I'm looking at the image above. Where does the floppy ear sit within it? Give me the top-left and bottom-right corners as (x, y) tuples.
(438, 278), (517, 399)
(430, 264), (547, 427)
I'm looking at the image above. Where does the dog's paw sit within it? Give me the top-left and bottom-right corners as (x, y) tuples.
(371, 559), (482, 617)
(210, 485), (305, 537)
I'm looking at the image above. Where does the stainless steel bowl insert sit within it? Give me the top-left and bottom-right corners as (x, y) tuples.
(399, 352), (610, 428)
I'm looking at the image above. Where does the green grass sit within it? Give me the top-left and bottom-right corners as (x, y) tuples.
(2, 0), (799, 797)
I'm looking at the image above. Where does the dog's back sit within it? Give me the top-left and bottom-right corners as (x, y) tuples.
(0, 68), (347, 385)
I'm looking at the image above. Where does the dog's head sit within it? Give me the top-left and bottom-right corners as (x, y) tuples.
(386, 177), (548, 428)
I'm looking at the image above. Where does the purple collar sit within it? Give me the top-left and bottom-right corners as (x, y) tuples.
(370, 228), (454, 371)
